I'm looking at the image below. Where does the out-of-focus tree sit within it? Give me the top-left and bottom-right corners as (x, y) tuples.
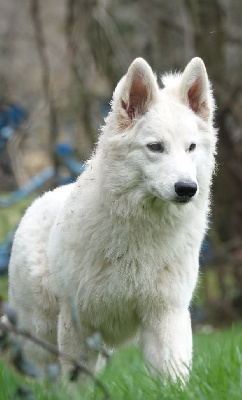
(0, 0), (242, 323)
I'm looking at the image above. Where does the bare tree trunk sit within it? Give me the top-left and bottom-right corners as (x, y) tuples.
(30, 0), (59, 183)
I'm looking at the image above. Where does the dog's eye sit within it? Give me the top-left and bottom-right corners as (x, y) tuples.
(189, 143), (196, 152)
(147, 143), (164, 152)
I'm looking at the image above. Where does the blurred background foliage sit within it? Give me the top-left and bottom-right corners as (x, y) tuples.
(0, 0), (242, 327)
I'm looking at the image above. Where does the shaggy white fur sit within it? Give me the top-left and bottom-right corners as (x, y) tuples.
(8, 57), (217, 381)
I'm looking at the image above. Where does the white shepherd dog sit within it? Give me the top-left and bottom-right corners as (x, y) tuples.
(8, 57), (217, 381)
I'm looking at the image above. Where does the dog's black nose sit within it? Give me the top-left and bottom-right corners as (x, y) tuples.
(175, 181), (197, 198)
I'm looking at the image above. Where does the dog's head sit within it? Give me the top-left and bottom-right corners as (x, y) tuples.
(101, 57), (217, 206)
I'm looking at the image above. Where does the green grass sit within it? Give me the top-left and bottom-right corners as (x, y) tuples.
(0, 194), (35, 301)
(0, 194), (35, 241)
(0, 195), (241, 398)
(0, 276), (8, 301)
(0, 326), (241, 400)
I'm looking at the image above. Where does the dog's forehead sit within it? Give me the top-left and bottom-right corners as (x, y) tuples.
(140, 99), (198, 140)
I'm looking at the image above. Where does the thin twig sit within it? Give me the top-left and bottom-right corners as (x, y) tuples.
(0, 319), (109, 399)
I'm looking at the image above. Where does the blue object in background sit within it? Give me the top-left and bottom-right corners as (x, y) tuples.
(0, 103), (27, 130)
(0, 167), (55, 208)
(0, 103), (27, 150)
(0, 143), (85, 209)
(0, 229), (16, 275)
(5, 104), (27, 128)
(56, 142), (85, 176)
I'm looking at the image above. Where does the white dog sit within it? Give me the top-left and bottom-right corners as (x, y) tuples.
(8, 57), (217, 381)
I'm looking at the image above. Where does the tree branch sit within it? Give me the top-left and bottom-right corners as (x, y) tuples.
(0, 317), (109, 399)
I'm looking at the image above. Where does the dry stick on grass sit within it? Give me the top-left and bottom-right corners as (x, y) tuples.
(0, 318), (109, 399)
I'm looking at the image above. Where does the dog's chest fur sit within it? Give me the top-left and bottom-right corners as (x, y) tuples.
(51, 194), (201, 345)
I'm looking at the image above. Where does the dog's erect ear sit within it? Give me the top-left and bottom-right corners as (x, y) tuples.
(179, 58), (214, 122)
(113, 58), (159, 129)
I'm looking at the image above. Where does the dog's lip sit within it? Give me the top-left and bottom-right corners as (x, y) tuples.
(172, 196), (192, 204)
(149, 188), (195, 204)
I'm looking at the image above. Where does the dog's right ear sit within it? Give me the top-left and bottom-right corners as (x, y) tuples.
(112, 58), (159, 130)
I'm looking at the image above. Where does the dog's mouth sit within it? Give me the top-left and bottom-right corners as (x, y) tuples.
(172, 196), (193, 205)
(148, 186), (196, 205)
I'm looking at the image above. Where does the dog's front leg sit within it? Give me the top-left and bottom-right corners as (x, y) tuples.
(57, 301), (98, 376)
(141, 308), (192, 382)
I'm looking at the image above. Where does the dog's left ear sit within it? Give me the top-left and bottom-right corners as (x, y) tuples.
(113, 58), (159, 129)
(179, 58), (214, 122)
